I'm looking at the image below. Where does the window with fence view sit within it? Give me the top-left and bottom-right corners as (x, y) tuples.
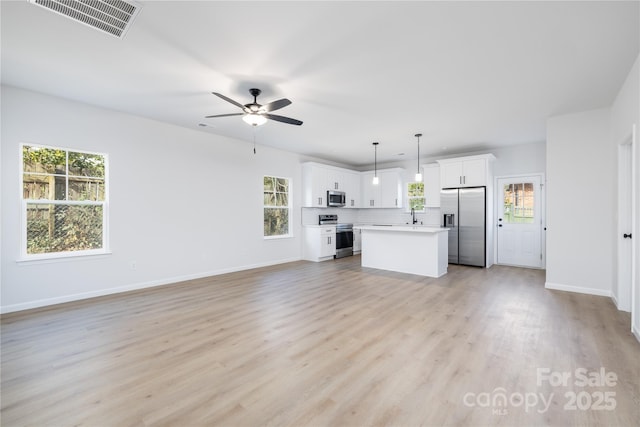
(263, 176), (291, 238)
(502, 182), (534, 224)
(22, 144), (108, 257)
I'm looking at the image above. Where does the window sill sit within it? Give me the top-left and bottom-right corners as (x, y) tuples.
(17, 250), (112, 265)
(264, 234), (293, 240)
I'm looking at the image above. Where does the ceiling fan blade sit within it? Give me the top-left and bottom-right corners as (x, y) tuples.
(204, 113), (244, 118)
(212, 92), (246, 110)
(261, 98), (292, 112)
(264, 113), (303, 126)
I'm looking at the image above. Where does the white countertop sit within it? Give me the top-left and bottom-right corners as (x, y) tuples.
(357, 225), (448, 233)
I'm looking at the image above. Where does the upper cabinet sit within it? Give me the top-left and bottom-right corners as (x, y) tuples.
(361, 168), (404, 208)
(423, 163), (440, 207)
(302, 162), (361, 208)
(326, 169), (345, 191)
(437, 154), (495, 188)
(302, 162), (404, 209)
(342, 171), (361, 208)
(302, 163), (329, 207)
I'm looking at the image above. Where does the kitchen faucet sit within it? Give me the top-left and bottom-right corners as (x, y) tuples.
(410, 208), (418, 224)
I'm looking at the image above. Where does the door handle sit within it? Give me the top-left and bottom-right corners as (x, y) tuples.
(623, 233), (632, 239)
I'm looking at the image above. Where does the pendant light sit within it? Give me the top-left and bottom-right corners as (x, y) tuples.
(372, 142), (379, 185)
(414, 133), (423, 182)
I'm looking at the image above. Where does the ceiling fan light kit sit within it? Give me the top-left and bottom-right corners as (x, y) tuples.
(242, 114), (267, 126)
(206, 88), (302, 127)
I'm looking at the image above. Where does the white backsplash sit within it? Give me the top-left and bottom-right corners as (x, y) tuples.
(301, 207), (441, 226)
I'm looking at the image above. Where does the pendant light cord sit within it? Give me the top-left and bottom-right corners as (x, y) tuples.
(414, 133), (422, 182)
(417, 136), (420, 174)
(373, 142), (379, 177)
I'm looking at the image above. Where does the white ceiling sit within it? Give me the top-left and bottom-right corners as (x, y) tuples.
(2, 1), (638, 166)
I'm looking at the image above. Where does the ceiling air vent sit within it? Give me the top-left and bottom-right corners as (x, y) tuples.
(29, 0), (141, 39)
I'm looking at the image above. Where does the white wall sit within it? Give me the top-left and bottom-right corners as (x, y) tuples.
(610, 54), (640, 337)
(0, 86), (307, 313)
(546, 108), (613, 296)
(545, 54), (640, 343)
(491, 142), (546, 177)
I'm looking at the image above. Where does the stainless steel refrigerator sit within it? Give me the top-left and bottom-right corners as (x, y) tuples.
(441, 187), (486, 267)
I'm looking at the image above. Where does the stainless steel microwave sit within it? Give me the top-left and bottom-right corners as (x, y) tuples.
(327, 190), (346, 207)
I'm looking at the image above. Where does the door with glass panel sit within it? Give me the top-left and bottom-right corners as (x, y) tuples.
(497, 176), (542, 268)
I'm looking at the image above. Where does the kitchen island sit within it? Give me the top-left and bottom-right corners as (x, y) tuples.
(358, 225), (449, 278)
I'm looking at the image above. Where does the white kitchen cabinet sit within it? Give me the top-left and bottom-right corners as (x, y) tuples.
(437, 154), (495, 188)
(302, 162), (361, 208)
(423, 163), (441, 207)
(303, 226), (336, 261)
(360, 171), (377, 207)
(343, 171), (360, 208)
(302, 163), (328, 207)
(379, 170), (403, 208)
(361, 168), (404, 208)
(326, 169), (345, 191)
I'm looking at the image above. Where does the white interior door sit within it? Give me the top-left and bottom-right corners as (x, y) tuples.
(497, 176), (543, 268)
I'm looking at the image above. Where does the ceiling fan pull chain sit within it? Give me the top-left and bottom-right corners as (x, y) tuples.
(253, 127), (257, 154)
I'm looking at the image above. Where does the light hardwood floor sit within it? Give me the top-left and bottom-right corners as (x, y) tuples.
(1, 257), (639, 426)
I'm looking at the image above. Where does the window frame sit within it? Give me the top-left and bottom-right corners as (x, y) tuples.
(406, 181), (426, 213)
(263, 175), (292, 239)
(19, 143), (110, 261)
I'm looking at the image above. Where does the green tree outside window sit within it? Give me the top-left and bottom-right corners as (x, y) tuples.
(263, 176), (291, 237)
(407, 182), (425, 211)
(22, 144), (107, 256)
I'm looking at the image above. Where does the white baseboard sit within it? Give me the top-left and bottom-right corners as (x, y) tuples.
(611, 292), (620, 309)
(610, 289), (632, 312)
(633, 324), (640, 344)
(1, 257), (301, 314)
(544, 281), (612, 297)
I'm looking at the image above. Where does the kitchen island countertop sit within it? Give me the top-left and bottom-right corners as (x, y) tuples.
(356, 225), (447, 233)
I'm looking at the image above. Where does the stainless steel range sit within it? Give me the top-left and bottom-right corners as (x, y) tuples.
(319, 214), (354, 259)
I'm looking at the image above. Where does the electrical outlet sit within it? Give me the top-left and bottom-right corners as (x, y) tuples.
(130, 261), (137, 271)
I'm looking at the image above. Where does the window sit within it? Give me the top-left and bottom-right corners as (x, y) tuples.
(21, 144), (108, 258)
(502, 182), (535, 224)
(407, 181), (425, 211)
(263, 176), (291, 238)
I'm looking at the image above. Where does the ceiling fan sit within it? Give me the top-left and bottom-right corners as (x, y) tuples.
(206, 88), (303, 126)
